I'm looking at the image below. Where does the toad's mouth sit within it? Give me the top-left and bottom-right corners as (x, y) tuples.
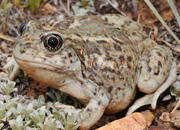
(14, 56), (72, 73)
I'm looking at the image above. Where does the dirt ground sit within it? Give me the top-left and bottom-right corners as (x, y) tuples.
(0, 0), (180, 129)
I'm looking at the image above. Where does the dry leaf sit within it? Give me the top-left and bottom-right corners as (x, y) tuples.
(170, 110), (180, 128)
(41, 3), (58, 14)
(0, 72), (8, 78)
(0, 41), (9, 53)
(159, 112), (171, 122)
(141, 110), (154, 127)
(96, 112), (147, 130)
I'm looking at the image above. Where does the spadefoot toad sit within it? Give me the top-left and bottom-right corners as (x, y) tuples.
(3, 14), (177, 129)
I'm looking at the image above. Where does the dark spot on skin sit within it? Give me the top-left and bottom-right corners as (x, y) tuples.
(85, 39), (90, 43)
(87, 108), (92, 112)
(61, 60), (65, 64)
(116, 71), (121, 75)
(101, 93), (104, 96)
(158, 61), (162, 67)
(68, 53), (72, 58)
(112, 76), (115, 81)
(14, 44), (17, 48)
(132, 32), (136, 36)
(154, 71), (159, 75)
(63, 80), (65, 83)
(164, 55), (168, 61)
(105, 50), (112, 60)
(74, 33), (81, 37)
(62, 56), (67, 59)
(98, 101), (101, 105)
(148, 67), (152, 72)
(103, 67), (115, 73)
(26, 26), (30, 32)
(97, 82), (103, 86)
(127, 56), (132, 62)
(43, 58), (46, 61)
(104, 17), (108, 22)
(153, 67), (160, 75)
(115, 91), (117, 95)
(108, 86), (113, 93)
(93, 92), (96, 95)
(114, 44), (122, 51)
(104, 34), (108, 37)
(156, 51), (162, 57)
(111, 37), (124, 44)
(45, 54), (53, 58)
(127, 63), (131, 69)
(119, 56), (124, 62)
(20, 49), (25, 54)
(124, 20), (131, 26)
(93, 57), (97, 62)
(93, 88), (97, 95)
(117, 87), (121, 90)
(163, 72), (165, 76)
(70, 60), (73, 63)
(96, 40), (108, 44)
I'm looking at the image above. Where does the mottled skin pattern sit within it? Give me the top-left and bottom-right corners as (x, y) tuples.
(9, 15), (175, 129)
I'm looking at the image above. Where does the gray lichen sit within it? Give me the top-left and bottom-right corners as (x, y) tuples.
(0, 77), (81, 130)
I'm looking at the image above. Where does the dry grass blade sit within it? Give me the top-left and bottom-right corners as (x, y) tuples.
(106, 0), (126, 16)
(167, 0), (180, 27)
(0, 34), (15, 42)
(59, 0), (70, 16)
(156, 38), (180, 52)
(144, 0), (180, 44)
(67, 0), (70, 16)
(171, 100), (180, 115)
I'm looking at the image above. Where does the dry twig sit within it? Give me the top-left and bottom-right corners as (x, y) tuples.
(156, 38), (180, 53)
(106, 0), (126, 16)
(0, 34), (15, 43)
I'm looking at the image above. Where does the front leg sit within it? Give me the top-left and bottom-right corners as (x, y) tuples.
(57, 79), (110, 130)
(55, 97), (108, 130)
(77, 81), (110, 130)
(78, 98), (108, 130)
(138, 44), (174, 93)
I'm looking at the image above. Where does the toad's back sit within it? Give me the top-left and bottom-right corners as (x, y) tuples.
(54, 15), (140, 113)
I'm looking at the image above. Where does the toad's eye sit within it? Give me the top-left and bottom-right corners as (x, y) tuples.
(43, 34), (63, 52)
(20, 22), (27, 35)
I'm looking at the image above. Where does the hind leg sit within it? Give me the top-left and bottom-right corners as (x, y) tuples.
(127, 61), (176, 115)
(127, 41), (176, 115)
(138, 44), (174, 93)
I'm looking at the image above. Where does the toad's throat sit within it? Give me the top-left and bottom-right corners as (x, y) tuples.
(14, 56), (72, 73)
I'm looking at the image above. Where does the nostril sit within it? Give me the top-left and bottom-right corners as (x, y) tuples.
(20, 22), (28, 35)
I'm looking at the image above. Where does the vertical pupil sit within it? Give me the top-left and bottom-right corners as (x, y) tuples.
(48, 37), (58, 48)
